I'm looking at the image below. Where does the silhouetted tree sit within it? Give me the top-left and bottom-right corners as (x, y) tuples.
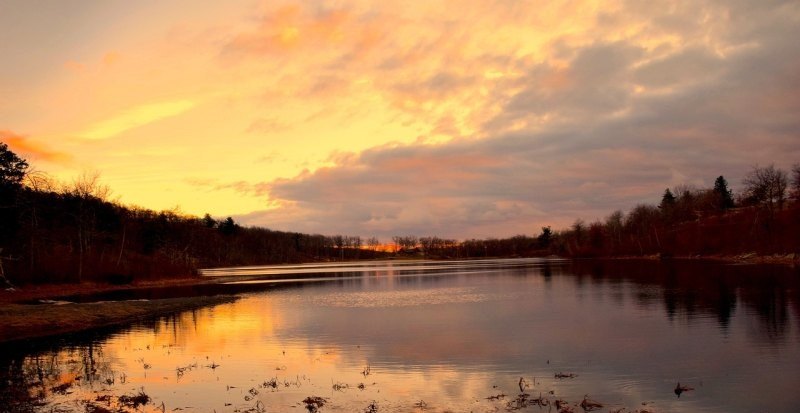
(660, 188), (676, 209)
(659, 188), (677, 224)
(393, 235), (418, 252)
(0, 142), (28, 189)
(218, 217), (238, 235)
(742, 164), (787, 212)
(625, 204), (661, 254)
(0, 143), (28, 252)
(604, 211), (624, 249)
(366, 237), (380, 251)
(202, 213), (217, 228)
(537, 226), (552, 248)
(791, 164), (800, 202)
(713, 176), (735, 211)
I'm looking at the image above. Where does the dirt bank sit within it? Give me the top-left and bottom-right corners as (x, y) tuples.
(0, 277), (235, 344)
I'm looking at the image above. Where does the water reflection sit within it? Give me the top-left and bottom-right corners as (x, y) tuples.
(2, 259), (799, 413)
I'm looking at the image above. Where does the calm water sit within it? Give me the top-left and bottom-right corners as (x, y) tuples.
(2, 258), (799, 413)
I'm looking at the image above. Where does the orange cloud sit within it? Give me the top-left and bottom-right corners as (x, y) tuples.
(225, 4), (384, 59)
(102, 51), (120, 66)
(0, 130), (71, 163)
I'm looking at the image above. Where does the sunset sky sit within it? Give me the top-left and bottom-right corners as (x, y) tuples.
(2, 0), (798, 239)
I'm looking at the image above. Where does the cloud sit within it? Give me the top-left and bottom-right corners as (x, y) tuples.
(224, 5), (373, 58)
(5, 0), (797, 239)
(79, 99), (196, 140)
(235, 0), (800, 239)
(0, 130), (71, 163)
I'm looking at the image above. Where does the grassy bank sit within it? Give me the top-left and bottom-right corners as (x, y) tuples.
(0, 280), (235, 344)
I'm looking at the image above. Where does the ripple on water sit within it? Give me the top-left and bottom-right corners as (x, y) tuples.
(281, 287), (526, 308)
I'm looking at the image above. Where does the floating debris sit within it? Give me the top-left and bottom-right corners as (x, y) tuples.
(118, 388), (151, 409)
(261, 377), (278, 389)
(506, 392), (549, 410)
(674, 382), (695, 397)
(176, 362), (198, 379)
(555, 372), (577, 379)
(303, 396), (327, 413)
(364, 400), (379, 412)
(579, 395), (603, 411)
(554, 399), (574, 413)
(518, 377), (528, 392)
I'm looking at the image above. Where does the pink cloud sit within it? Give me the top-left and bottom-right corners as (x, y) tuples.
(0, 130), (71, 163)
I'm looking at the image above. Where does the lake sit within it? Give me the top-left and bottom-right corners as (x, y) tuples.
(2, 258), (799, 412)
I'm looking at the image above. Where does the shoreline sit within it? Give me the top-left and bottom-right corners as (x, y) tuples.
(590, 253), (799, 265)
(0, 277), (233, 345)
(0, 293), (237, 345)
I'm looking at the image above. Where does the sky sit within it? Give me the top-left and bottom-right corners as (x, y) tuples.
(1, 0), (799, 240)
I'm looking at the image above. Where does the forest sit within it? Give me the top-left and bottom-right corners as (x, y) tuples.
(1, 141), (799, 286)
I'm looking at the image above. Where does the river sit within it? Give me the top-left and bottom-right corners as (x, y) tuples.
(1, 258), (799, 412)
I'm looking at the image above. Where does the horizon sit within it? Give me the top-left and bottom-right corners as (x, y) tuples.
(2, 0), (799, 239)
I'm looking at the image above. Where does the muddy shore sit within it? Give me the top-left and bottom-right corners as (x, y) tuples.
(0, 277), (236, 344)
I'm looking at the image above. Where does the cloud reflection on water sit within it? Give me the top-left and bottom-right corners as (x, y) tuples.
(1, 259), (798, 412)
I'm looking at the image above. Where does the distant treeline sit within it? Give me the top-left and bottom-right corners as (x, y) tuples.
(1, 141), (799, 286)
(0, 144), (387, 285)
(394, 167), (800, 259)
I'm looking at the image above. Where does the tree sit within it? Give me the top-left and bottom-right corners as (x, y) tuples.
(659, 188), (676, 209)
(712, 176), (735, 211)
(202, 213), (217, 228)
(0, 142), (28, 189)
(604, 210), (624, 248)
(65, 171), (113, 282)
(218, 217), (238, 235)
(659, 188), (676, 223)
(366, 237), (380, 251)
(791, 164), (800, 202)
(392, 235), (418, 252)
(537, 226), (552, 248)
(742, 164), (787, 212)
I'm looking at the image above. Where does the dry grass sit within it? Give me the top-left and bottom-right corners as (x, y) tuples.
(0, 294), (236, 343)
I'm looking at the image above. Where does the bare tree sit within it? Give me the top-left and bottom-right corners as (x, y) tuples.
(65, 171), (112, 281)
(332, 235), (345, 260)
(366, 237), (380, 251)
(69, 170), (111, 200)
(605, 210), (624, 247)
(742, 164), (788, 213)
(22, 168), (57, 193)
(392, 236), (418, 252)
(791, 163), (800, 202)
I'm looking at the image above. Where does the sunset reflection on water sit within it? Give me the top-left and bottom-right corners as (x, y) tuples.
(2, 259), (799, 413)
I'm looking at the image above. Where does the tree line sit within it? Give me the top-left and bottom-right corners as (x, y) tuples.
(1, 141), (798, 286)
(538, 166), (800, 258)
(388, 166), (800, 258)
(0, 143), (386, 285)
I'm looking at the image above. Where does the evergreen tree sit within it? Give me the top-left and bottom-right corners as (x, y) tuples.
(218, 216), (238, 235)
(202, 213), (217, 228)
(659, 188), (676, 209)
(0, 142), (28, 189)
(713, 175), (734, 210)
(537, 226), (552, 248)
